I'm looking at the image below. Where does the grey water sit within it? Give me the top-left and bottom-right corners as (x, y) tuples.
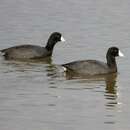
(0, 0), (130, 130)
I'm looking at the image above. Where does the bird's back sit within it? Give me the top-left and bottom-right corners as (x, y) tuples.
(1, 45), (51, 59)
(63, 60), (110, 75)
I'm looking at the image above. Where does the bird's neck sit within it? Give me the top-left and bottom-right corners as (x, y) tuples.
(45, 39), (56, 51)
(107, 55), (117, 72)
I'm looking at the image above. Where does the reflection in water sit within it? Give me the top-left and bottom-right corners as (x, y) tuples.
(64, 71), (118, 107)
(104, 74), (118, 125)
(2, 56), (52, 65)
(45, 65), (65, 88)
(0, 57), (52, 72)
(105, 75), (118, 109)
(46, 65), (58, 88)
(104, 74), (118, 109)
(0, 57), (54, 88)
(64, 71), (119, 125)
(105, 74), (117, 94)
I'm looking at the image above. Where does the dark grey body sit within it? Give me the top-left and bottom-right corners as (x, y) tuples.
(62, 47), (123, 75)
(63, 60), (116, 75)
(1, 45), (52, 60)
(0, 32), (64, 60)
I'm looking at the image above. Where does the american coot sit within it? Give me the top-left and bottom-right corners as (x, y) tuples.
(62, 47), (124, 75)
(0, 32), (65, 60)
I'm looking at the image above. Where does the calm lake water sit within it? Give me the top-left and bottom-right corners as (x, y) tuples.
(0, 0), (130, 130)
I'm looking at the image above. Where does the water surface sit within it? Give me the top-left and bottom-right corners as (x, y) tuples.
(0, 0), (130, 130)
